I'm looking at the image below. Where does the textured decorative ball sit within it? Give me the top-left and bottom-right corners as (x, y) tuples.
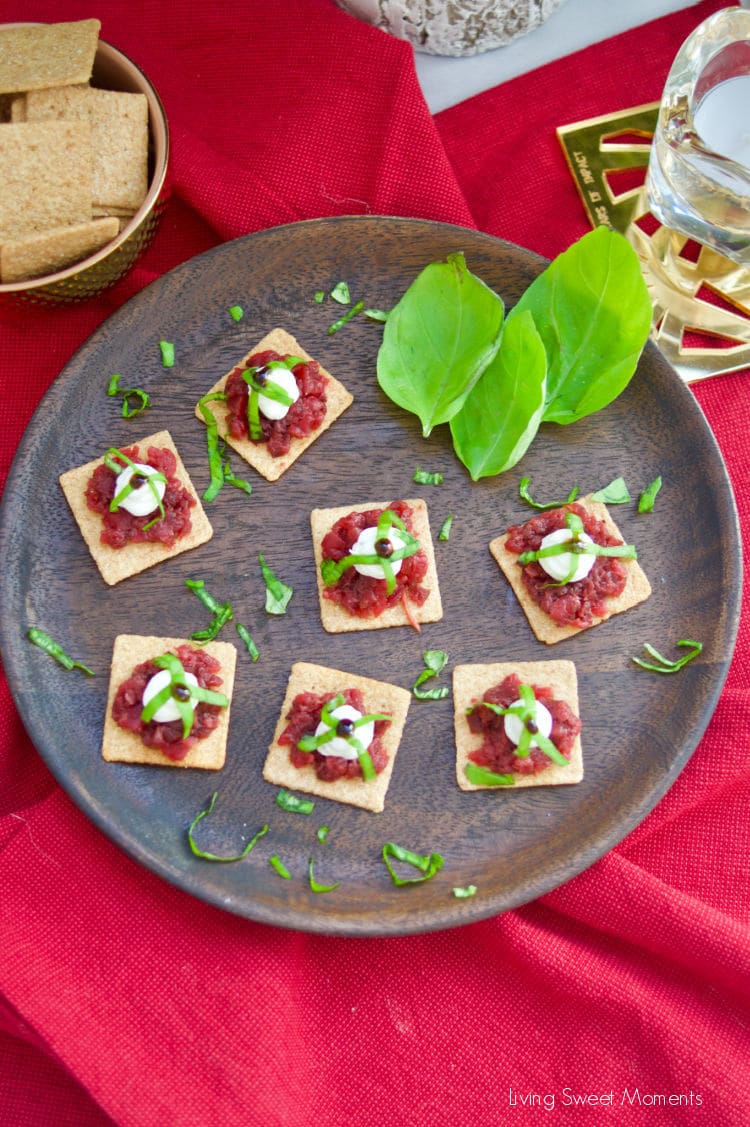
(334, 0), (566, 57)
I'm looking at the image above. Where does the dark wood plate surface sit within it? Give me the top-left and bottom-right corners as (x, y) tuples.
(0, 217), (741, 935)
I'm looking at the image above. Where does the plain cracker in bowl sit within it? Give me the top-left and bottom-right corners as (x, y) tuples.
(0, 119), (93, 242)
(102, 634), (237, 770)
(196, 327), (353, 482)
(311, 498), (443, 633)
(59, 429), (213, 586)
(489, 496), (652, 644)
(453, 659), (583, 791)
(0, 216), (119, 284)
(0, 19), (100, 94)
(263, 661), (412, 813)
(21, 85), (149, 212)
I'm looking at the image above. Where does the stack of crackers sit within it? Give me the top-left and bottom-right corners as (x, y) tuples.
(0, 19), (149, 284)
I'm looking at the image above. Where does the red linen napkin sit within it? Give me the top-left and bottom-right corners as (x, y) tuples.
(1, 2), (749, 1126)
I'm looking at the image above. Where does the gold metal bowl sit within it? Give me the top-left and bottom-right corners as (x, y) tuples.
(0, 29), (170, 305)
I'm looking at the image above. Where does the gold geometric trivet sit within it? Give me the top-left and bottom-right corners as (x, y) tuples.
(557, 105), (750, 383)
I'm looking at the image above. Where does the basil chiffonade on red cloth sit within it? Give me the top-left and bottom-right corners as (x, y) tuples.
(1, 1), (748, 1125)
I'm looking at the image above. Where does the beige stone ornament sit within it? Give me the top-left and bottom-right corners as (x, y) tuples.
(334, 0), (566, 56)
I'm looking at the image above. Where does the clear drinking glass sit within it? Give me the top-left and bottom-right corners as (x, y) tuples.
(646, 5), (750, 267)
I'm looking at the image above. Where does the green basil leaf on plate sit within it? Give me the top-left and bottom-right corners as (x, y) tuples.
(449, 309), (547, 480)
(512, 227), (652, 426)
(376, 252), (504, 437)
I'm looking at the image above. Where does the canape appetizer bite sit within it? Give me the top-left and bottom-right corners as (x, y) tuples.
(311, 498), (442, 632)
(59, 429), (213, 584)
(264, 662), (412, 812)
(490, 497), (651, 643)
(453, 660), (583, 790)
(196, 327), (353, 481)
(103, 635), (237, 770)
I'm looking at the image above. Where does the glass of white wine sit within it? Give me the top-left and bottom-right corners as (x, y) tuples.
(646, 4), (750, 267)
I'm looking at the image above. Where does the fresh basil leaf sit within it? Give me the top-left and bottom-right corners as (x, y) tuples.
(438, 513), (453, 541)
(413, 468), (443, 485)
(638, 475), (662, 513)
(591, 476), (631, 504)
(512, 227), (652, 425)
(518, 477), (579, 510)
(330, 281), (351, 304)
(258, 552), (293, 615)
(449, 309), (547, 479)
(464, 762), (515, 787)
(376, 252), (505, 437)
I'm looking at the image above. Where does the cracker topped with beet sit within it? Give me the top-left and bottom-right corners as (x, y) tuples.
(196, 327), (353, 481)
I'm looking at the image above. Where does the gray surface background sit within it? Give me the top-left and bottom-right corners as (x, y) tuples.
(409, 0), (700, 111)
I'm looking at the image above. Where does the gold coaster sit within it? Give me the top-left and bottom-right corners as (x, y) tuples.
(557, 105), (750, 383)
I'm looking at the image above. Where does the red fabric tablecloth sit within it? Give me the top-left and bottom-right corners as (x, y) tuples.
(1, 1), (748, 1124)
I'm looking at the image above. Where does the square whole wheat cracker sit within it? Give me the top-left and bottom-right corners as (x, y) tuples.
(102, 635), (237, 770)
(310, 498), (443, 633)
(0, 216), (119, 283)
(453, 659), (583, 791)
(22, 85), (149, 211)
(263, 661), (412, 813)
(58, 429), (213, 586)
(489, 496), (652, 644)
(0, 20), (100, 94)
(0, 120), (93, 241)
(196, 328), (353, 481)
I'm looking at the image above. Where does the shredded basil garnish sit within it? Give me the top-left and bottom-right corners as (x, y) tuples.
(638, 475), (662, 513)
(591, 476), (631, 504)
(382, 842), (444, 887)
(269, 854), (292, 880)
(320, 508), (420, 597)
(330, 281), (351, 304)
(188, 791), (269, 861)
(220, 450), (254, 496)
(314, 290), (325, 303)
(185, 578), (222, 614)
(632, 638), (702, 674)
(197, 392), (230, 502)
(453, 885), (478, 899)
(275, 789), (314, 815)
(308, 857), (340, 893)
(191, 602), (233, 644)
(364, 308), (389, 322)
(438, 514), (453, 541)
(103, 448), (166, 530)
(140, 652), (229, 739)
(235, 623), (259, 662)
(519, 476), (580, 510)
(27, 627), (94, 674)
(518, 511), (637, 580)
(590, 475), (631, 502)
(464, 762), (516, 787)
(316, 825), (331, 843)
(258, 552), (293, 614)
(468, 683), (568, 766)
(228, 304), (244, 322)
(328, 300), (364, 335)
(159, 340), (175, 368)
(106, 373), (150, 418)
(242, 357), (300, 440)
(413, 468), (444, 486)
(412, 650), (450, 701)
(185, 579), (233, 644)
(296, 693), (386, 782)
